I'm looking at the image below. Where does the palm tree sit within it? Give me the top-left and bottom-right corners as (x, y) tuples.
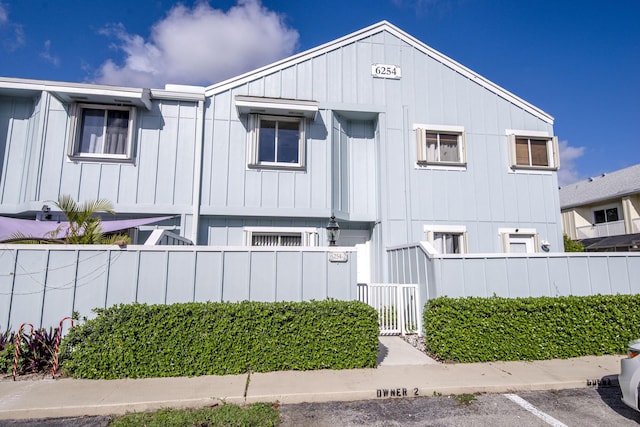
(7, 195), (130, 244)
(51, 195), (130, 244)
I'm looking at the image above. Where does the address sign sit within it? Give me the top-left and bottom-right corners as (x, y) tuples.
(371, 64), (401, 79)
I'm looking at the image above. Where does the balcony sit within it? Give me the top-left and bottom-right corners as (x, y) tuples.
(576, 220), (626, 239)
(634, 218), (640, 234)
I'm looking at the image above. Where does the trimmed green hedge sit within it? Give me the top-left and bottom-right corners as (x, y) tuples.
(60, 300), (379, 379)
(0, 343), (14, 374)
(424, 295), (640, 362)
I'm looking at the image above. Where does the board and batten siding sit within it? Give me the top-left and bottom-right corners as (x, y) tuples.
(198, 29), (561, 251)
(0, 94), (198, 216)
(0, 26), (561, 255)
(200, 97), (334, 218)
(0, 96), (41, 208)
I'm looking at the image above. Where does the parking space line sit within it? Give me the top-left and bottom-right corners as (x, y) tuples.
(504, 393), (568, 427)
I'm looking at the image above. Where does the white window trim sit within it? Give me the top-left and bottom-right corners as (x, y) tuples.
(423, 224), (468, 254)
(414, 124), (466, 168)
(247, 114), (306, 170)
(506, 129), (559, 171)
(68, 103), (136, 162)
(498, 228), (539, 253)
(243, 226), (319, 247)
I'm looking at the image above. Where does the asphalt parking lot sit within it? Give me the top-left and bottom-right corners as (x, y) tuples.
(1, 386), (639, 426)
(279, 386), (640, 426)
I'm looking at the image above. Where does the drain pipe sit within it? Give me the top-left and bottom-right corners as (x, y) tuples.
(191, 98), (205, 244)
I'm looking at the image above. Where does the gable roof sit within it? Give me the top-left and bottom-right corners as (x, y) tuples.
(205, 21), (553, 124)
(559, 163), (640, 209)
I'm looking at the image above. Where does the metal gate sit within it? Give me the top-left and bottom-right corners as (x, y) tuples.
(357, 283), (421, 335)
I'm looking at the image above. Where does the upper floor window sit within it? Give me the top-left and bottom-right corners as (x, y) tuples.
(508, 132), (558, 170)
(69, 104), (135, 161)
(248, 114), (305, 169)
(415, 125), (466, 166)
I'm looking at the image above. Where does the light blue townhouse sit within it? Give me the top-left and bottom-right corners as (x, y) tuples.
(4, 22), (630, 332)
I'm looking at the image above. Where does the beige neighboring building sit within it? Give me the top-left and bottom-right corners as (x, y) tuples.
(560, 164), (640, 251)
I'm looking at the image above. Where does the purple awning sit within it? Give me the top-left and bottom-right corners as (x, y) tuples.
(0, 216), (175, 242)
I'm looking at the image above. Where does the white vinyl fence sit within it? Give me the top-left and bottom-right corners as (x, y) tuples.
(388, 242), (640, 309)
(357, 283), (421, 335)
(0, 244), (358, 331)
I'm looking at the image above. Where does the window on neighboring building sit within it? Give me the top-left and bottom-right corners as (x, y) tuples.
(69, 104), (135, 161)
(593, 207), (619, 224)
(508, 133), (559, 170)
(415, 125), (466, 166)
(424, 225), (467, 254)
(243, 227), (318, 247)
(248, 115), (305, 169)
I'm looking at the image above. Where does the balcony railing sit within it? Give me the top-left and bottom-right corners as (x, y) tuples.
(634, 218), (640, 234)
(576, 220), (626, 239)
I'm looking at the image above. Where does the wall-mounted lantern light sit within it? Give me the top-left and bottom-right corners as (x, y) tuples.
(41, 205), (52, 221)
(326, 214), (340, 246)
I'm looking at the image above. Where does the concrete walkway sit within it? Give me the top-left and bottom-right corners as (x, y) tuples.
(377, 336), (439, 366)
(0, 337), (623, 420)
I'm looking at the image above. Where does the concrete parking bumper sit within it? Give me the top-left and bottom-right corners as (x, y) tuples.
(0, 338), (623, 420)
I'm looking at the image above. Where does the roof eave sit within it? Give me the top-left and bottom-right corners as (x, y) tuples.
(560, 188), (640, 210)
(0, 77), (153, 110)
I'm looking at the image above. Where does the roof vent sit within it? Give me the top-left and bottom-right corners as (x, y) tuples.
(588, 177), (594, 182)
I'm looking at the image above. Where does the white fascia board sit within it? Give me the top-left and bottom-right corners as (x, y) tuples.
(423, 224), (467, 233)
(505, 129), (551, 137)
(0, 77), (46, 92)
(235, 95), (318, 118)
(414, 124), (465, 132)
(205, 21), (553, 125)
(384, 25), (554, 124)
(0, 77), (153, 110)
(151, 85), (206, 102)
(49, 86), (152, 110)
(205, 22), (394, 96)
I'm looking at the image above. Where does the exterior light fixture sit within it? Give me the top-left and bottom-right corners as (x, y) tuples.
(541, 240), (551, 252)
(326, 214), (340, 246)
(41, 205), (52, 221)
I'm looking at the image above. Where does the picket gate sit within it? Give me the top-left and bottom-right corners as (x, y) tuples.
(357, 283), (421, 335)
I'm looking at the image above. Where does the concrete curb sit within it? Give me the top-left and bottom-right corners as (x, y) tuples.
(0, 355), (622, 420)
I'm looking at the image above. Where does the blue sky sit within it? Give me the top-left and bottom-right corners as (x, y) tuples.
(0, 0), (638, 186)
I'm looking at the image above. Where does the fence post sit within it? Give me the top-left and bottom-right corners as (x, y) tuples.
(400, 285), (409, 335)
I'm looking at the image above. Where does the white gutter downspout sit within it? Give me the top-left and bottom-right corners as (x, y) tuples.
(191, 99), (205, 244)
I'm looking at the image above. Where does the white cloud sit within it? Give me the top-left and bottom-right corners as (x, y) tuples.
(93, 0), (299, 88)
(558, 140), (586, 187)
(0, 3), (7, 24)
(40, 40), (60, 66)
(0, 2), (25, 51)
